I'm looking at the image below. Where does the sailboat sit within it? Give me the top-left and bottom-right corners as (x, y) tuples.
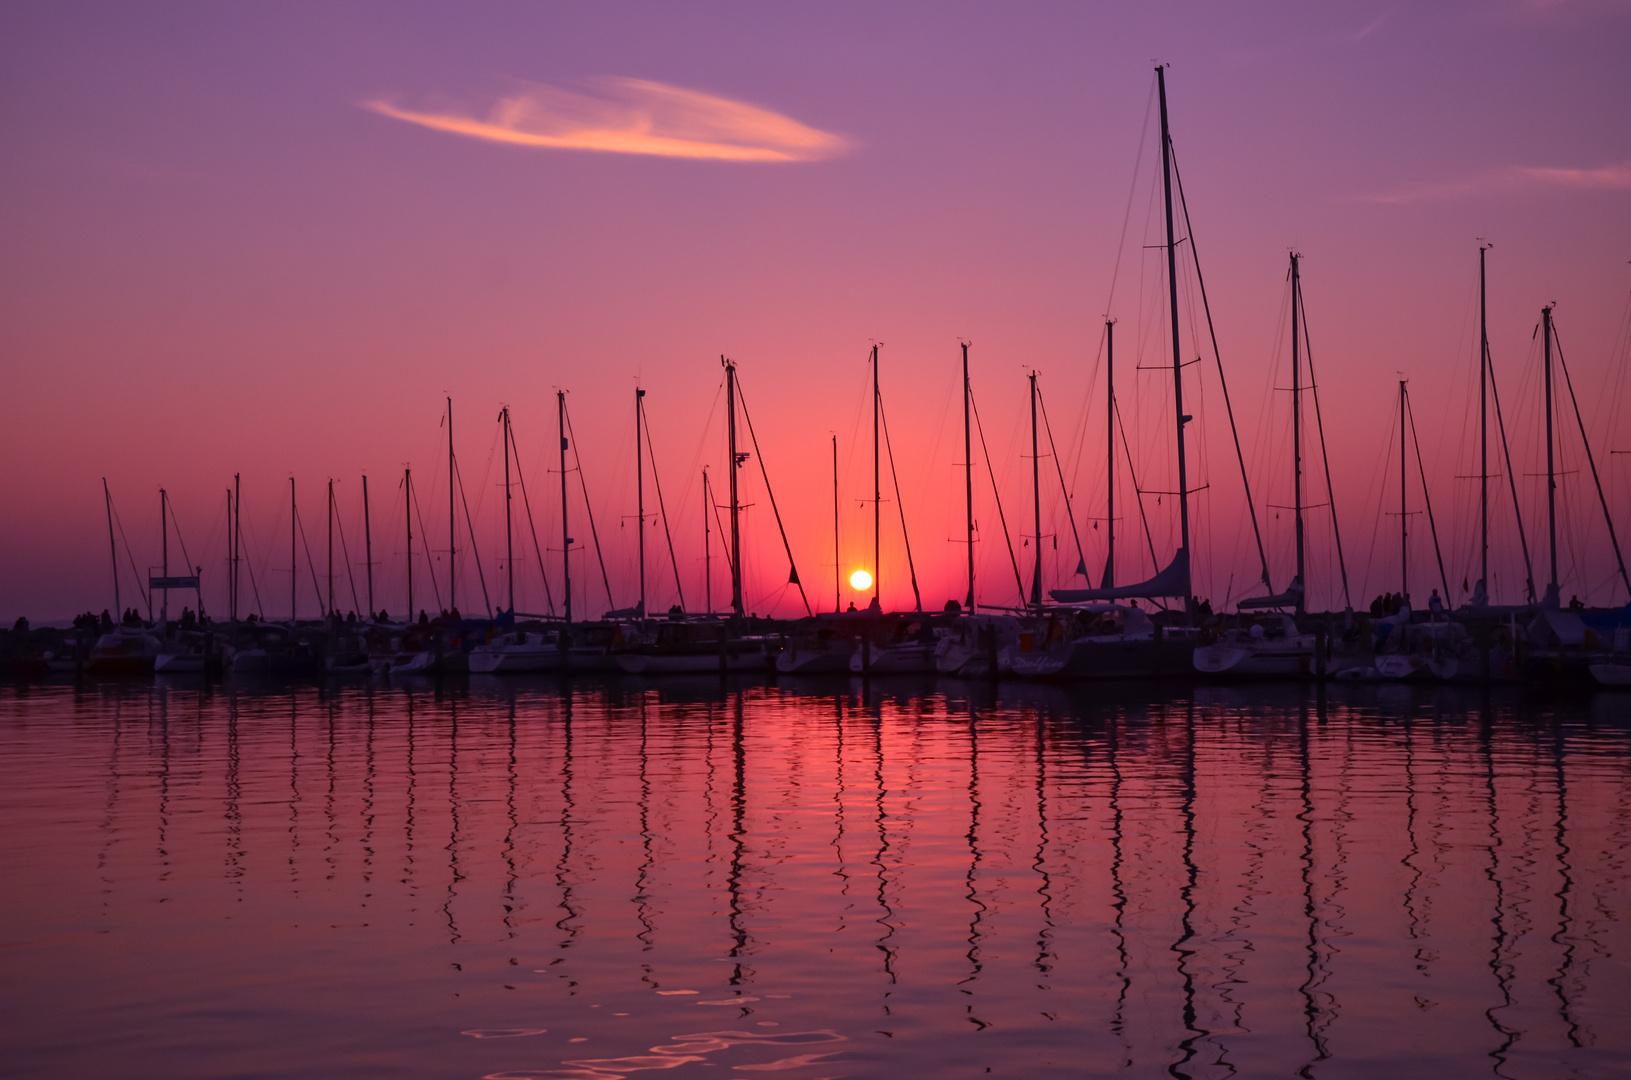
(1193, 252), (1322, 677)
(846, 343), (939, 675)
(469, 406), (562, 673)
(1014, 66), (1200, 680)
(613, 364), (782, 674)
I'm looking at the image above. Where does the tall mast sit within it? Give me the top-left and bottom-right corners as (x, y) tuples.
(447, 396), (456, 615)
(1157, 65), (1193, 613)
(703, 467), (712, 616)
(225, 487), (233, 622)
(558, 391), (571, 626)
(1543, 305), (1559, 605)
(103, 479), (121, 617)
(289, 477), (297, 622)
(502, 407), (514, 614)
(635, 389), (646, 616)
(1399, 381), (1408, 600)
(233, 473), (241, 623)
(1105, 321), (1116, 588)
(1029, 370), (1042, 607)
(1478, 245), (1490, 596)
(362, 474), (373, 616)
(833, 434), (841, 613)
(327, 479), (335, 617)
(1291, 252), (1305, 612)
(160, 487), (169, 627)
(724, 358), (744, 618)
(872, 344), (881, 605)
(962, 342), (975, 611)
(404, 469), (414, 619)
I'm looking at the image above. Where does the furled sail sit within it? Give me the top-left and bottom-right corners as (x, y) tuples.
(1050, 548), (1189, 602)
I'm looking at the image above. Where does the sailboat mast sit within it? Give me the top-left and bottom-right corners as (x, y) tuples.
(636, 389), (646, 616)
(160, 487), (169, 627)
(1030, 370), (1042, 606)
(225, 488), (233, 623)
(872, 344), (881, 605)
(1291, 253), (1306, 611)
(725, 359), (744, 617)
(233, 473), (241, 623)
(558, 390), (571, 626)
(103, 479), (121, 617)
(289, 477), (297, 622)
(1399, 381), (1408, 600)
(362, 474), (373, 616)
(1543, 304), (1559, 603)
(447, 396), (455, 616)
(963, 342), (975, 611)
(1106, 320), (1116, 588)
(327, 479), (335, 617)
(1479, 245), (1490, 595)
(502, 407), (514, 614)
(1157, 65), (1192, 612)
(703, 467), (712, 616)
(404, 469), (414, 620)
(833, 435), (841, 613)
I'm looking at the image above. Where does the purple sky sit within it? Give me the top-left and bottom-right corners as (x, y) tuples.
(3, 1), (1629, 620)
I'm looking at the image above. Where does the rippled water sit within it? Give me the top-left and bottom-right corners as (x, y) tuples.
(3, 678), (1629, 1079)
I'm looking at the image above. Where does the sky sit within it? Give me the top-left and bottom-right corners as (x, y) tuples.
(3, 1), (1630, 622)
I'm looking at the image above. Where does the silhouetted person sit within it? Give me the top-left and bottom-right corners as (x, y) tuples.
(1428, 589), (1443, 615)
(13, 616), (28, 632)
(846, 602), (857, 612)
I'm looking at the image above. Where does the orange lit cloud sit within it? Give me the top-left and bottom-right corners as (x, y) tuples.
(365, 77), (849, 163)
(1362, 161), (1631, 203)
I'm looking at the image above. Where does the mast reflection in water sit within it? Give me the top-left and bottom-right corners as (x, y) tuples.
(3, 680), (1628, 1079)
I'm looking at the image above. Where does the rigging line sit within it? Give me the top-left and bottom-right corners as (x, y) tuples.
(1171, 141), (1270, 590)
(1103, 77), (1158, 319)
(1298, 284), (1353, 609)
(641, 407), (686, 612)
(1489, 351), (1538, 602)
(562, 400), (615, 612)
(969, 388), (1027, 606)
(1113, 396), (1162, 572)
(708, 470), (735, 578)
(163, 500), (201, 613)
(508, 421), (557, 617)
(1404, 388), (1453, 605)
(735, 379), (811, 616)
(1036, 386), (1089, 577)
(332, 486), (362, 614)
(241, 512), (265, 619)
(294, 505), (325, 617)
(412, 473), (443, 613)
(1553, 327), (1631, 596)
(452, 453), (493, 618)
(877, 393), (923, 611)
(109, 496), (151, 613)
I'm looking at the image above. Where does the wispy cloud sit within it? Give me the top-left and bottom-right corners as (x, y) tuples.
(1361, 161), (1631, 203)
(365, 77), (849, 163)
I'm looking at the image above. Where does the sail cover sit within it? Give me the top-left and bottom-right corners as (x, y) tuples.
(1050, 548), (1189, 602)
(1237, 578), (1303, 610)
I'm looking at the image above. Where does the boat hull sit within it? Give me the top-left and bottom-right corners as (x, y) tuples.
(848, 643), (937, 675)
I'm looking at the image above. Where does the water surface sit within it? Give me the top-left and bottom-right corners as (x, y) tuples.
(3, 678), (1629, 1078)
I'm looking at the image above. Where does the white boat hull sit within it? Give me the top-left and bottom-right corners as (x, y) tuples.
(848, 643), (937, 675)
(1589, 663), (1631, 687)
(468, 647), (562, 673)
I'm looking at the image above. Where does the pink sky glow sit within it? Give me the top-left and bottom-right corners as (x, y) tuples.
(3, 2), (1629, 621)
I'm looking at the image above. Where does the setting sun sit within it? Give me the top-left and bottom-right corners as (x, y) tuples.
(849, 569), (873, 591)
